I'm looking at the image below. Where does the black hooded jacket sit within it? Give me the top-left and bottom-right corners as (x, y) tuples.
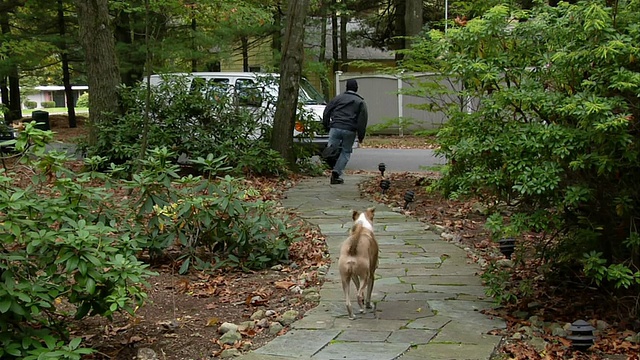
(322, 90), (368, 143)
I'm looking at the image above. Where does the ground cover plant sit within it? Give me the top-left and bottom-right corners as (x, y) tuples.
(0, 121), (328, 359)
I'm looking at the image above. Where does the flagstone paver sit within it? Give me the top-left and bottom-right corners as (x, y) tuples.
(236, 175), (505, 360)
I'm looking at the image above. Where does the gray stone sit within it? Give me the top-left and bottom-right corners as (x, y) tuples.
(219, 330), (242, 345)
(434, 321), (503, 344)
(250, 310), (265, 320)
(219, 322), (239, 334)
(291, 312), (335, 330)
(626, 332), (640, 343)
(238, 321), (255, 331)
(336, 330), (391, 342)
(269, 322), (284, 335)
(527, 337), (548, 352)
(518, 325), (534, 337)
(406, 315), (452, 330)
(387, 329), (437, 344)
(254, 329), (341, 358)
(312, 342), (411, 360)
(331, 318), (411, 331)
(265, 310), (276, 317)
(375, 300), (432, 320)
(398, 343), (500, 360)
(596, 320), (610, 331)
(137, 348), (158, 360)
(548, 323), (566, 337)
(280, 310), (299, 326)
(220, 349), (241, 358)
(528, 316), (543, 328)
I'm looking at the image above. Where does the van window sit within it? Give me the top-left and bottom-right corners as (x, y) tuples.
(299, 78), (326, 105)
(206, 78), (230, 101)
(235, 78), (263, 107)
(190, 77), (207, 96)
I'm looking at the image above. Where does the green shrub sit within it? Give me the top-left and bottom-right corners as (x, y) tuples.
(0, 125), (154, 359)
(75, 92), (89, 108)
(41, 101), (56, 108)
(23, 100), (37, 109)
(402, 3), (640, 297)
(80, 76), (289, 177)
(121, 147), (301, 273)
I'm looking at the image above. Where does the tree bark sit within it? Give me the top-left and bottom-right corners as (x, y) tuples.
(394, 0), (406, 61)
(404, 0), (422, 49)
(0, 12), (21, 123)
(271, 5), (282, 68)
(75, 0), (121, 144)
(241, 36), (249, 72)
(58, 0), (76, 128)
(331, 0), (339, 72)
(318, 0), (330, 100)
(191, 17), (197, 72)
(270, 0), (309, 166)
(339, 14), (348, 71)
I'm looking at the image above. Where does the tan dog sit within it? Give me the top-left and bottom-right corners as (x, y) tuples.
(338, 207), (379, 319)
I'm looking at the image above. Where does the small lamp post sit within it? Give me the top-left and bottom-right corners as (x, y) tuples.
(567, 320), (595, 351)
(378, 163), (386, 177)
(380, 179), (391, 194)
(403, 190), (415, 210)
(498, 238), (516, 259)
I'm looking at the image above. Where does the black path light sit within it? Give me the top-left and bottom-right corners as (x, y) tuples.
(380, 179), (391, 194)
(498, 238), (516, 259)
(378, 163), (386, 177)
(567, 320), (596, 351)
(403, 190), (415, 210)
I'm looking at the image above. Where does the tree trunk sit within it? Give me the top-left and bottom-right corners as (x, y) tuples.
(191, 17), (197, 72)
(241, 36), (249, 72)
(58, 0), (76, 128)
(404, 0), (422, 49)
(271, 5), (282, 68)
(331, 0), (339, 72)
(270, 0), (309, 166)
(394, 0), (406, 61)
(318, 0), (330, 100)
(0, 12), (21, 123)
(340, 14), (348, 72)
(1, 76), (8, 125)
(75, 0), (121, 144)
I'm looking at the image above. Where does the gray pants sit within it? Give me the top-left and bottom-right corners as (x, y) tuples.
(327, 127), (356, 176)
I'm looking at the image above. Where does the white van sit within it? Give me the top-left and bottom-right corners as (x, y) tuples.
(148, 72), (329, 151)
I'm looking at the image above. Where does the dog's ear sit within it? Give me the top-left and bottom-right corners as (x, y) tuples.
(366, 207), (376, 219)
(352, 210), (359, 221)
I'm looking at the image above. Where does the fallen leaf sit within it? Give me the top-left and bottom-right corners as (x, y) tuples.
(275, 281), (296, 290)
(205, 317), (219, 327)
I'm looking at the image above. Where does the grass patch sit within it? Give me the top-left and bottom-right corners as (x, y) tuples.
(23, 107), (89, 115)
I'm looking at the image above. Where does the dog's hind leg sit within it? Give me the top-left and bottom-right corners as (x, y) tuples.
(342, 275), (355, 320)
(357, 274), (368, 313)
(365, 273), (375, 310)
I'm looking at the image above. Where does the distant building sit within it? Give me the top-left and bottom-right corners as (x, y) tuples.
(23, 85), (88, 109)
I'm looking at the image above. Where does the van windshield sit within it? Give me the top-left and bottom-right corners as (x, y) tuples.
(299, 79), (326, 105)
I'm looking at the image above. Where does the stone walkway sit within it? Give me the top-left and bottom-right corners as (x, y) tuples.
(238, 174), (505, 360)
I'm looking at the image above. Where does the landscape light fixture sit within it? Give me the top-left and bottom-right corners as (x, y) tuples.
(378, 163), (386, 177)
(403, 190), (415, 210)
(380, 179), (391, 194)
(567, 320), (595, 351)
(498, 238), (516, 259)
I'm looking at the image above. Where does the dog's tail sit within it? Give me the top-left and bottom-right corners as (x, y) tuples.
(347, 222), (364, 256)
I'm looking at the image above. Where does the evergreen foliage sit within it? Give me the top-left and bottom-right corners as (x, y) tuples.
(403, 1), (640, 293)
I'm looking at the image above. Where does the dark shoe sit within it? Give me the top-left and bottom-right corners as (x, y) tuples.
(330, 171), (344, 184)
